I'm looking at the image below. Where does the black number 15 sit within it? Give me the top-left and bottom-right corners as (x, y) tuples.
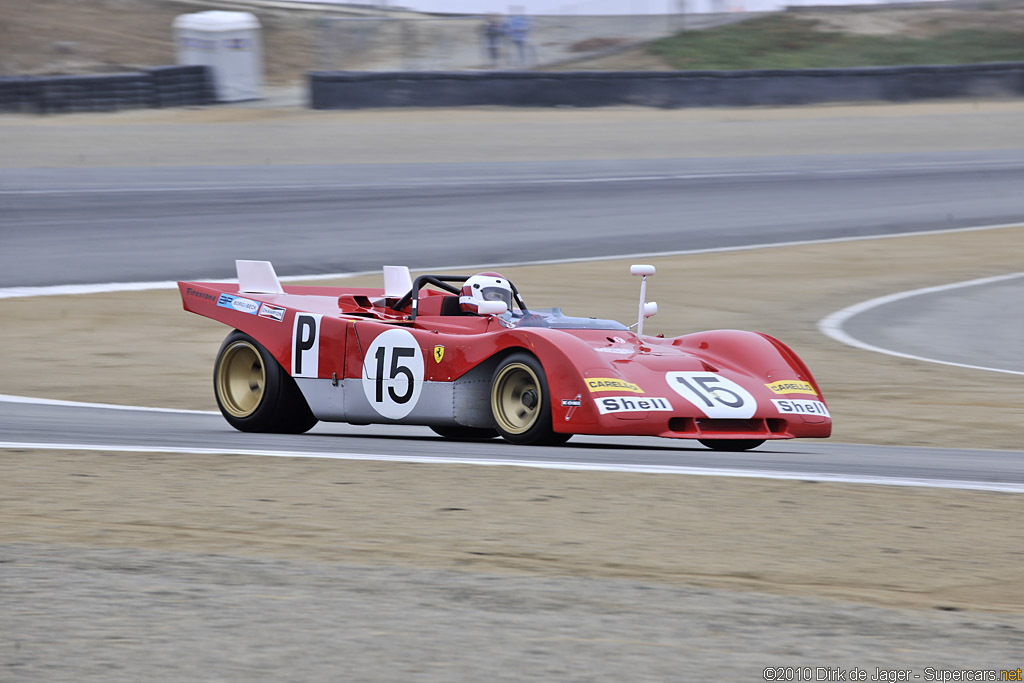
(676, 375), (745, 408)
(374, 346), (416, 404)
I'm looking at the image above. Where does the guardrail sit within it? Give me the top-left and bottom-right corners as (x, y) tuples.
(0, 66), (213, 114)
(310, 62), (1024, 109)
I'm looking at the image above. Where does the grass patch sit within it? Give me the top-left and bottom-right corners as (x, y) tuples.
(649, 14), (1024, 70)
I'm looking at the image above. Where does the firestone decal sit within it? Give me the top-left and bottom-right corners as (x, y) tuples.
(217, 293), (260, 315)
(585, 378), (644, 394)
(185, 287), (216, 302)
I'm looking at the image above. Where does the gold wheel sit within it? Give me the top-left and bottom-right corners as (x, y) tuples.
(216, 340), (266, 418)
(491, 361), (542, 435)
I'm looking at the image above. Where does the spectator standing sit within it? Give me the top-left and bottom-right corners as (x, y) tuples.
(481, 14), (504, 68)
(503, 8), (532, 67)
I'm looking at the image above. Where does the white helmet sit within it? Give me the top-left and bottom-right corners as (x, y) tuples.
(460, 272), (513, 315)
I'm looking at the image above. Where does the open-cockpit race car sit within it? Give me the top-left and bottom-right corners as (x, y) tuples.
(179, 262), (831, 451)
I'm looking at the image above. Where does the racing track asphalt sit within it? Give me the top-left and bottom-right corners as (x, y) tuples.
(4, 150), (1024, 287)
(826, 272), (1024, 375)
(2, 151), (1024, 488)
(3, 398), (1024, 491)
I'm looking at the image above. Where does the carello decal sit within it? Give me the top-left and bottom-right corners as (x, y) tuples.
(585, 378), (644, 394)
(764, 380), (817, 396)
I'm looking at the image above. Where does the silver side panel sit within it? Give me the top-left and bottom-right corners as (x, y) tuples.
(295, 376), (493, 428)
(451, 374), (494, 428)
(294, 378), (347, 421)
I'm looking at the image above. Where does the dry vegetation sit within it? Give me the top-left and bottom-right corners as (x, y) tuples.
(0, 0), (320, 83)
(5, 0), (1024, 82)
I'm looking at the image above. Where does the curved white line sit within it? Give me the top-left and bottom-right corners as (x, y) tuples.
(2, 221), (1022, 300)
(1, 440), (1022, 493)
(818, 271), (1024, 376)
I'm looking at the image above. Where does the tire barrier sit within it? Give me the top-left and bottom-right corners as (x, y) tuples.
(309, 62), (1024, 109)
(147, 65), (215, 109)
(0, 66), (213, 114)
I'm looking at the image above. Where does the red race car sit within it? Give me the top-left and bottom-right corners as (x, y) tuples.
(179, 262), (830, 450)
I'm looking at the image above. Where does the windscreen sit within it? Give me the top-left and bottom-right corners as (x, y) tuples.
(510, 308), (627, 331)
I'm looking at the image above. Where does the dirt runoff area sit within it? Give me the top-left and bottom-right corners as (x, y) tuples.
(3, 223), (1024, 616)
(2, 102), (1024, 675)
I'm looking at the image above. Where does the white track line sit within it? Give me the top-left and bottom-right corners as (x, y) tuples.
(2, 440), (1022, 493)
(0, 172), (800, 195)
(2, 221), (1022, 300)
(5, 395), (1023, 493)
(818, 272), (1024, 376)
(4, 158), (1023, 196)
(3, 221), (1023, 490)
(0, 393), (217, 415)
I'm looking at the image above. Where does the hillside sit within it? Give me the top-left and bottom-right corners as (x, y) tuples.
(3, 0), (1024, 84)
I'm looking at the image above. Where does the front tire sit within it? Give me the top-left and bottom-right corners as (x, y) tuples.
(699, 439), (765, 452)
(490, 353), (571, 446)
(214, 330), (318, 434)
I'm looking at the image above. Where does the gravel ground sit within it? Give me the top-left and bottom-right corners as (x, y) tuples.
(4, 544), (1024, 682)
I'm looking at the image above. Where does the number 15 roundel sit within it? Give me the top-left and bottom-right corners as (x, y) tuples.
(362, 328), (425, 420)
(666, 371), (757, 418)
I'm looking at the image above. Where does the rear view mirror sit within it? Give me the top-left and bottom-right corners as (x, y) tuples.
(630, 264), (656, 336)
(477, 301), (508, 316)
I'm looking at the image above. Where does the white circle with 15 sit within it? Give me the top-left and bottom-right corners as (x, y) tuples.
(665, 371), (757, 418)
(362, 328), (425, 420)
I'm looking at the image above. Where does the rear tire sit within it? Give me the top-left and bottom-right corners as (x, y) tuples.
(429, 425), (499, 440)
(214, 330), (318, 434)
(699, 439), (765, 452)
(490, 353), (571, 446)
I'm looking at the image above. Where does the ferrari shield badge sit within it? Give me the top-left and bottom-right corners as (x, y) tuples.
(433, 345), (445, 363)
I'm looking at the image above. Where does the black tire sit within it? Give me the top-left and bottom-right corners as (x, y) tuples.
(699, 439), (765, 452)
(429, 425), (500, 440)
(490, 353), (572, 446)
(213, 330), (318, 434)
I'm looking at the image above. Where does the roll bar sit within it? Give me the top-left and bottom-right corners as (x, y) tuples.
(393, 274), (528, 321)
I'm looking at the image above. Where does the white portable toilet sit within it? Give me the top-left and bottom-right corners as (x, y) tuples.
(173, 11), (263, 102)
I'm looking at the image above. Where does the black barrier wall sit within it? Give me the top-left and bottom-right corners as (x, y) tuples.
(0, 66), (213, 114)
(310, 62), (1024, 109)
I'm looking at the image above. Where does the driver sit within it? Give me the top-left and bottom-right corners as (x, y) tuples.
(460, 272), (514, 315)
